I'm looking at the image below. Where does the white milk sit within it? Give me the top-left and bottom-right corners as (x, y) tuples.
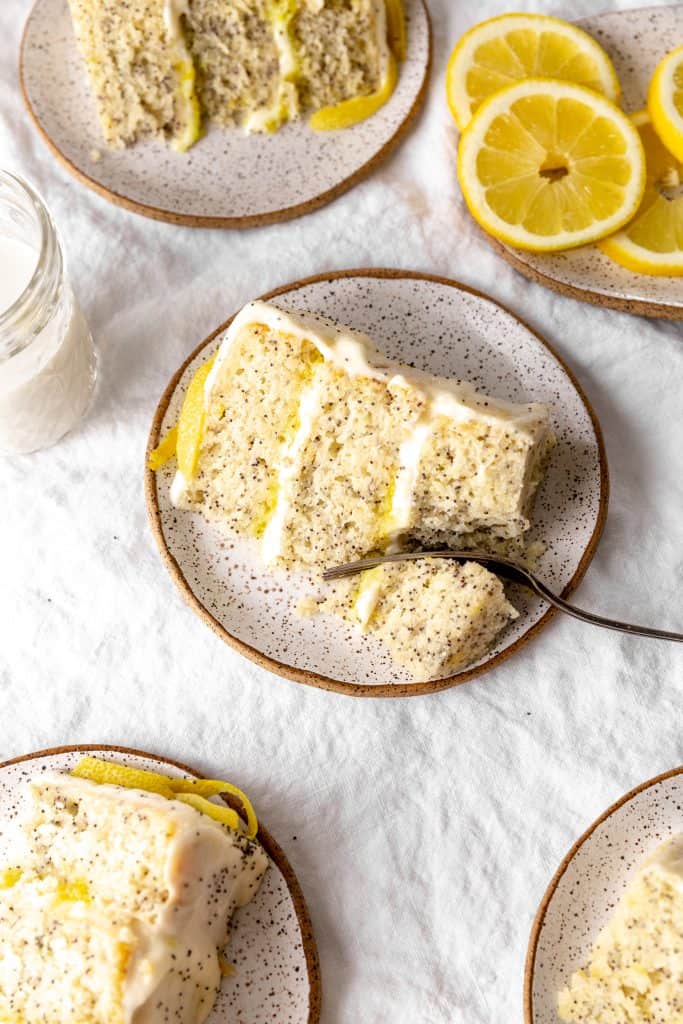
(0, 237), (37, 311)
(0, 235), (96, 455)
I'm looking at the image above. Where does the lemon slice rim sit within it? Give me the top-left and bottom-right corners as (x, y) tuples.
(446, 11), (621, 130)
(599, 109), (683, 276)
(648, 43), (683, 164)
(458, 76), (646, 253)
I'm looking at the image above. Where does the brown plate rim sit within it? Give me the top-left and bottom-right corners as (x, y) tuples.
(524, 763), (683, 1023)
(487, 234), (683, 322)
(461, 2), (683, 322)
(19, 0), (432, 229)
(0, 743), (322, 1024)
(144, 267), (610, 698)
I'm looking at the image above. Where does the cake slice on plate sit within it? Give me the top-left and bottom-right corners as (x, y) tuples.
(170, 300), (553, 570)
(153, 299), (552, 679)
(0, 759), (268, 1024)
(67, 0), (401, 147)
(558, 834), (683, 1023)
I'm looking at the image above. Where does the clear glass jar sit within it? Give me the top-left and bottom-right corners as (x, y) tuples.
(0, 171), (97, 455)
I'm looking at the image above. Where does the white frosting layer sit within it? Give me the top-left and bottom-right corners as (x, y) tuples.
(162, 0), (189, 44)
(261, 379), (323, 565)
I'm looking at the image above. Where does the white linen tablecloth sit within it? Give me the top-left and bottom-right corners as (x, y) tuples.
(1, 2), (682, 1020)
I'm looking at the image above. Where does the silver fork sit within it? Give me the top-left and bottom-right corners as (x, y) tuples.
(322, 550), (683, 642)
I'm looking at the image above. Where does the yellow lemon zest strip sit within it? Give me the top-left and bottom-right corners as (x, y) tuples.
(385, 0), (407, 61)
(168, 778), (259, 839)
(310, 52), (398, 131)
(71, 756), (257, 839)
(148, 426), (178, 471)
(176, 354), (216, 480)
(72, 757), (175, 797)
(174, 793), (242, 832)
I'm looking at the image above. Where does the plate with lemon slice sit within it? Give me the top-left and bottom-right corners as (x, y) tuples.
(0, 744), (322, 1024)
(448, 6), (683, 319)
(19, 0), (430, 227)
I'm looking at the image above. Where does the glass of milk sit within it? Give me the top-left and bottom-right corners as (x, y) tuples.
(0, 171), (97, 454)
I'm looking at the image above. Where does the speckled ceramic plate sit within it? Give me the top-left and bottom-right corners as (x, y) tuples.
(145, 269), (608, 698)
(19, 0), (430, 228)
(473, 5), (683, 320)
(525, 765), (683, 1023)
(0, 745), (321, 1024)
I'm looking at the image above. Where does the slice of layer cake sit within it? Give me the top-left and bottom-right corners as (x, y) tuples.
(68, 0), (400, 146)
(168, 301), (553, 571)
(0, 762), (268, 1024)
(558, 833), (683, 1023)
(66, 0), (201, 150)
(329, 558), (519, 680)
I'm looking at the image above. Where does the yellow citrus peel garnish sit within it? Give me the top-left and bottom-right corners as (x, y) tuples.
(385, 0), (407, 61)
(147, 355), (215, 478)
(310, 52), (398, 131)
(176, 355), (216, 479)
(148, 425), (178, 470)
(71, 756), (258, 840)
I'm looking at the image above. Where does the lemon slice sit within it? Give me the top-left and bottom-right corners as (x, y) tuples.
(648, 44), (683, 164)
(176, 355), (215, 479)
(310, 52), (398, 131)
(458, 78), (646, 252)
(600, 111), (683, 276)
(446, 13), (620, 130)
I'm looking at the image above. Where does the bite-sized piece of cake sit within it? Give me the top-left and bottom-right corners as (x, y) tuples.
(334, 558), (518, 680)
(168, 301), (553, 570)
(558, 833), (683, 1023)
(66, 0), (200, 150)
(0, 766), (268, 1024)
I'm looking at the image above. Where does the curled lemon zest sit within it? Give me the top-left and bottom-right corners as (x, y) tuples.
(71, 757), (258, 839)
(148, 425), (178, 471)
(174, 793), (242, 832)
(309, 52), (398, 131)
(385, 0), (407, 61)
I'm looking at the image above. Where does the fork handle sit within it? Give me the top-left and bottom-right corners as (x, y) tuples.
(526, 575), (683, 642)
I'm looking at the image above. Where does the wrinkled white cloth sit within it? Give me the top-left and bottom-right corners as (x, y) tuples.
(1, 1), (682, 1021)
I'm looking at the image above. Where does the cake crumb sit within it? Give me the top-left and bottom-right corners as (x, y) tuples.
(296, 595), (320, 619)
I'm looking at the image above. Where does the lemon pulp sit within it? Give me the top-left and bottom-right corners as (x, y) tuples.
(458, 79), (645, 252)
(446, 13), (620, 129)
(648, 44), (683, 164)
